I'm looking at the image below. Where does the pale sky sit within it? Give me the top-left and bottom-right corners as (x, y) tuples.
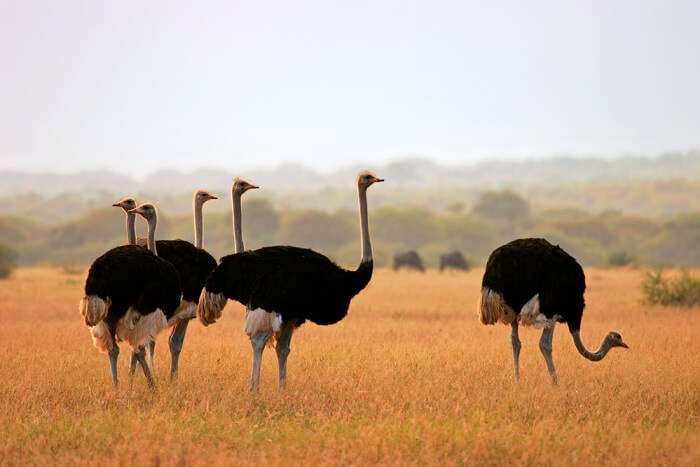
(1, 0), (698, 175)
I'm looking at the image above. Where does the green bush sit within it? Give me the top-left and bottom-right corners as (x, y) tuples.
(471, 190), (530, 224)
(0, 243), (18, 278)
(642, 269), (700, 306)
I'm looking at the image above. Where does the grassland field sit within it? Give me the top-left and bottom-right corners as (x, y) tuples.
(0, 266), (698, 465)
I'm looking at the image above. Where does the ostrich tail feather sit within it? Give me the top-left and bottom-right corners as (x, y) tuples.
(80, 295), (111, 326)
(197, 289), (227, 326)
(478, 287), (515, 325)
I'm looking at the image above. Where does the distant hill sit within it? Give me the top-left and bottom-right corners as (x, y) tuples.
(2, 151), (699, 222)
(2, 151), (698, 196)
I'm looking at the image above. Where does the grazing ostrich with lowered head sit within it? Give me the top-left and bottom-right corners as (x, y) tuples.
(479, 238), (628, 384)
(80, 202), (181, 388)
(113, 191), (218, 379)
(198, 172), (383, 390)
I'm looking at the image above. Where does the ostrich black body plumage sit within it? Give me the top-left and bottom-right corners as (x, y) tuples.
(152, 239), (217, 304)
(479, 237), (627, 384)
(204, 246), (373, 327)
(82, 243), (181, 387)
(482, 238), (585, 333)
(85, 245), (181, 322)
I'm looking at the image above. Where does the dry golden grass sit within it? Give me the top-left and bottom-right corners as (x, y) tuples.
(0, 266), (698, 466)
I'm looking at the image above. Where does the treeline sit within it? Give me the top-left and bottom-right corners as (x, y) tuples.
(1, 191), (699, 269)
(2, 178), (700, 224)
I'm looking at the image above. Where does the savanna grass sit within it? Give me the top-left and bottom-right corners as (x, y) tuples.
(0, 266), (698, 465)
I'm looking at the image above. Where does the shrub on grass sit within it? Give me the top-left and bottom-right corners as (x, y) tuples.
(0, 243), (18, 279)
(642, 269), (700, 306)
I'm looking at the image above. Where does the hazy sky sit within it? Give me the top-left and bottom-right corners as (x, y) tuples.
(1, 0), (699, 175)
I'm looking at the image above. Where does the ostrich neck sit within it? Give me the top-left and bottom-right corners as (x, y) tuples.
(194, 199), (204, 249)
(146, 217), (158, 255)
(571, 331), (611, 362)
(232, 191), (244, 253)
(358, 186), (372, 263)
(126, 213), (136, 245)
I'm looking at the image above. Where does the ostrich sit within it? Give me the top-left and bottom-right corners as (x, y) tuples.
(439, 250), (469, 271)
(479, 238), (628, 384)
(197, 171), (383, 391)
(393, 250), (425, 271)
(115, 191), (218, 379)
(80, 202), (181, 388)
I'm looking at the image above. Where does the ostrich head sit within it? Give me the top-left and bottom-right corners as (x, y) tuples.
(194, 189), (217, 204)
(605, 331), (629, 349)
(357, 170), (384, 189)
(232, 177), (259, 195)
(112, 197), (137, 212)
(128, 203), (157, 222)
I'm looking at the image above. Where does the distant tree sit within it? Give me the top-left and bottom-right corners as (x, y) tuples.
(242, 199), (280, 248)
(546, 218), (615, 247)
(440, 214), (500, 260)
(643, 213), (700, 266)
(0, 242), (18, 278)
(279, 210), (355, 252)
(373, 207), (437, 249)
(47, 207), (138, 248)
(471, 190), (530, 224)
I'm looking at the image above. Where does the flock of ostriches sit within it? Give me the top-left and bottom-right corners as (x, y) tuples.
(80, 171), (628, 391)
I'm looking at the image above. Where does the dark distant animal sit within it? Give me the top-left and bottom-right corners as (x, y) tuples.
(80, 203), (181, 388)
(439, 250), (469, 271)
(198, 172), (383, 391)
(393, 250), (424, 271)
(479, 238), (628, 384)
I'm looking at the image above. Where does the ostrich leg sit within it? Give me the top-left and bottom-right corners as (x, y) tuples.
(129, 345), (150, 382)
(276, 321), (296, 389)
(169, 319), (190, 380)
(250, 331), (271, 392)
(511, 321), (522, 381)
(134, 346), (156, 389)
(108, 345), (120, 388)
(148, 340), (155, 370)
(539, 325), (558, 385)
(129, 351), (139, 377)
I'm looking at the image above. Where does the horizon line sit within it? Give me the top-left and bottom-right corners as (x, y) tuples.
(1, 148), (698, 179)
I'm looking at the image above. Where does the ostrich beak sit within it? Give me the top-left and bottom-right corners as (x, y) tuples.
(374, 177), (384, 183)
(620, 341), (629, 349)
(249, 185), (259, 190)
(128, 207), (145, 216)
(210, 195), (218, 199)
(112, 202), (122, 208)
